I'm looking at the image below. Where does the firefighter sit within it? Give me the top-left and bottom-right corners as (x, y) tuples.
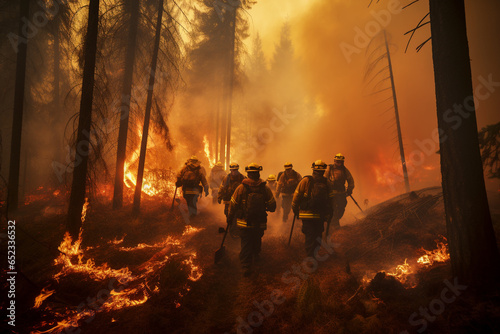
(176, 156), (209, 217)
(228, 163), (276, 277)
(276, 162), (302, 223)
(292, 160), (333, 257)
(218, 163), (245, 216)
(208, 162), (226, 204)
(267, 175), (277, 194)
(323, 153), (355, 229)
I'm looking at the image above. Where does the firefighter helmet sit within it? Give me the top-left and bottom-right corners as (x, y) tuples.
(312, 160), (328, 171)
(189, 155), (199, 162)
(229, 163), (239, 170)
(215, 161), (223, 168)
(284, 162), (293, 169)
(245, 163), (263, 172)
(334, 153), (345, 161)
(267, 174), (276, 181)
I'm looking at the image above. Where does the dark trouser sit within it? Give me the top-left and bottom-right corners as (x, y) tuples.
(239, 228), (265, 270)
(211, 189), (218, 204)
(301, 219), (324, 258)
(183, 193), (199, 216)
(330, 194), (347, 228)
(281, 194), (293, 222)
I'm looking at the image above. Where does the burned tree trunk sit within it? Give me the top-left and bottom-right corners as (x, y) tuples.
(132, 0), (164, 215)
(429, 0), (500, 285)
(113, 0), (140, 209)
(7, 0), (30, 215)
(225, 7), (237, 169)
(67, 0), (100, 237)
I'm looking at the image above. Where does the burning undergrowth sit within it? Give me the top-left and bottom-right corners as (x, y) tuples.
(27, 201), (204, 334)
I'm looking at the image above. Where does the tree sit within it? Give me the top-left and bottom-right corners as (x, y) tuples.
(112, 0), (140, 209)
(479, 122), (500, 179)
(67, 0), (100, 237)
(429, 0), (500, 285)
(7, 0), (29, 215)
(133, 0), (164, 215)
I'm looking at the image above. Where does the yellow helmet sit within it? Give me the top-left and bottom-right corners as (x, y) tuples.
(245, 163), (263, 172)
(284, 162), (293, 169)
(189, 155), (199, 162)
(334, 153), (345, 161)
(312, 160), (328, 171)
(215, 161), (223, 167)
(267, 174), (276, 181)
(229, 163), (239, 170)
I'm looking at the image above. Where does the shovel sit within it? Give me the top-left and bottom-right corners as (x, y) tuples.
(215, 220), (230, 264)
(170, 186), (178, 211)
(288, 215), (297, 246)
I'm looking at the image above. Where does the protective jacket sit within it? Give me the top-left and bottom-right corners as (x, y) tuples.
(323, 164), (354, 196)
(218, 172), (245, 204)
(176, 161), (208, 195)
(277, 170), (302, 196)
(292, 173), (333, 221)
(228, 178), (276, 229)
(209, 166), (226, 189)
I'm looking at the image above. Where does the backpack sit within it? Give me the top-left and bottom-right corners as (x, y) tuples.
(223, 173), (244, 201)
(182, 167), (200, 188)
(303, 176), (329, 212)
(243, 183), (268, 222)
(282, 171), (300, 194)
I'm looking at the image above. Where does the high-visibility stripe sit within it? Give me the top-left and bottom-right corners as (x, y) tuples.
(184, 190), (199, 195)
(236, 219), (267, 229)
(299, 211), (321, 219)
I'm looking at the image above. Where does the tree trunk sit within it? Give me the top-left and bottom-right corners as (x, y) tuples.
(132, 0), (164, 215)
(225, 7), (237, 169)
(67, 0), (100, 237)
(113, 0), (140, 209)
(429, 0), (500, 285)
(7, 0), (30, 215)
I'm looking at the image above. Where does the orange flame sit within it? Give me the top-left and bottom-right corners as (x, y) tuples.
(81, 198), (89, 223)
(417, 237), (450, 267)
(203, 135), (215, 168)
(33, 288), (55, 309)
(387, 259), (414, 286)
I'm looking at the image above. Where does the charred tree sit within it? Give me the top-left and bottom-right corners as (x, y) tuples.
(429, 0), (500, 285)
(225, 6), (237, 169)
(7, 0), (30, 214)
(113, 0), (140, 209)
(132, 0), (164, 215)
(67, 0), (100, 237)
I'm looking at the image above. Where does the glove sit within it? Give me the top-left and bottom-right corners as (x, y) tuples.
(292, 206), (299, 217)
(346, 189), (352, 197)
(175, 180), (182, 187)
(227, 216), (234, 226)
(217, 198), (222, 204)
(204, 188), (209, 197)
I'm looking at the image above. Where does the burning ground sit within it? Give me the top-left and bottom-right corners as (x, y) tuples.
(3, 187), (500, 333)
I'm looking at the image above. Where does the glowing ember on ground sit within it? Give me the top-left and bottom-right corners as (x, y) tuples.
(33, 288), (55, 309)
(387, 259), (413, 285)
(108, 235), (126, 245)
(119, 236), (180, 252)
(81, 198), (89, 223)
(417, 237), (450, 266)
(183, 253), (203, 281)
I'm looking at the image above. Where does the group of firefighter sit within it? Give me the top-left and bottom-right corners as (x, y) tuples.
(175, 154), (354, 277)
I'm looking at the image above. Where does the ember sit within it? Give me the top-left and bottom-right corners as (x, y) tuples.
(417, 237), (450, 267)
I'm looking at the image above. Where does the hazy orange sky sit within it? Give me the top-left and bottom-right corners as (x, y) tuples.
(240, 0), (500, 203)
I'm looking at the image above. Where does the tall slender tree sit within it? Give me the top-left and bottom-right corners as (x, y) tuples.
(113, 0), (140, 209)
(133, 0), (164, 215)
(7, 0), (30, 214)
(67, 0), (100, 237)
(429, 0), (500, 285)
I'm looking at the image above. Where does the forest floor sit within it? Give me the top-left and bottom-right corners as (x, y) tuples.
(2, 187), (500, 334)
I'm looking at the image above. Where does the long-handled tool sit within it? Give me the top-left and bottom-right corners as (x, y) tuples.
(170, 186), (178, 211)
(349, 195), (363, 212)
(288, 215), (297, 246)
(215, 220), (230, 264)
(324, 219), (331, 242)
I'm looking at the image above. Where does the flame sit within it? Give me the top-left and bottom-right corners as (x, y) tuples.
(33, 288), (55, 309)
(81, 198), (89, 223)
(118, 236), (180, 252)
(108, 235), (126, 245)
(387, 259), (414, 286)
(417, 237), (450, 266)
(203, 135), (215, 168)
(183, 253), (203, 281)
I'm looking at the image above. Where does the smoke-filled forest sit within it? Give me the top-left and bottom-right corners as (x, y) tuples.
(1, 0), (500, 333)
